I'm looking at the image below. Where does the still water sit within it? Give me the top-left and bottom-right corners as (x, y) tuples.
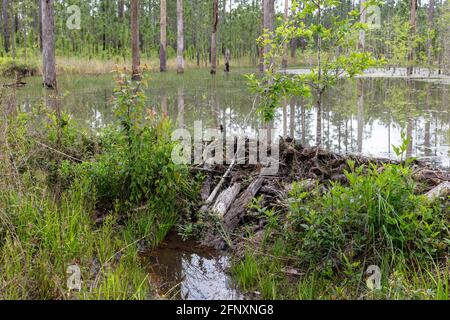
(6, 68), (450, 168)
(145, 233), (246, 300)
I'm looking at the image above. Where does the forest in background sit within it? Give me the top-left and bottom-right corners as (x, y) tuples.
(0, 0), (449, 75)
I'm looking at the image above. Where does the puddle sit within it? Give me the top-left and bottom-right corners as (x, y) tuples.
(145, 233), (248, 300)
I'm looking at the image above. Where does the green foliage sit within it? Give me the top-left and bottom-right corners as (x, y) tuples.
(0, 57), (38, 77)
(287, 164), (448, 267)
(0, 71), (198, 299)
(233, 162), (449, 299)
(251, 0), (379, 122)
(72, 73), (197, 244)
(0, 178), (149, 299)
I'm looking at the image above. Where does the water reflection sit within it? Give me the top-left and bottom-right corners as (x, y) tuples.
(145, 233), (245, 300)
(7, 73), (450, 168)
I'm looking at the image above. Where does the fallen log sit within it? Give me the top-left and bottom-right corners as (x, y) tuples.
(224, 177), (265, 233)
(425, 181), (450, 200)
(211, 183), (241, 217)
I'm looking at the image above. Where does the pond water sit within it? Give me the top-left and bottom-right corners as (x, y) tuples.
(3, 68), (450, 169)
(144, 233), (247, 300)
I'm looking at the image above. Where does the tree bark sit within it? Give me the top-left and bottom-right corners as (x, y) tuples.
(37, 0), (42, 52)
(2, 0), (9, 53)
(281, 0), (289, 69)
(210, 0), (219, 74)
(42, 0), (56, 89)
(118, 0), (124, 19)
(176, 0), (184, 74)
(358, 0), (366, 51)
(131, 0), (141, 80)
(262, 0), (274, 72)
(160, 0), (167, 72)
(426, 0), (435, 69)
(407, 0), (417, 76)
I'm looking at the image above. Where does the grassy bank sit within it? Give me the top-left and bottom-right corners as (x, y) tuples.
(0, 73), (198, 299)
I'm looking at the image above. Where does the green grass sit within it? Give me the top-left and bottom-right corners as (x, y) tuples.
(0, 177), (150, 299)
(232, 162), (449, 300)
(0, 74), (198, 300)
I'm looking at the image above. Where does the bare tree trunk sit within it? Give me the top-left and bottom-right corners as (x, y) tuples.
(407, 0), (417, 76)
(160, 0), (167, 72)
(281, 0), (289, 69)
(262, 0), (274, 72)
(358, 0), (366, 51)
(2, 0), (9, 53)
(426, 0), (435, 70)
(259, 1), (264, 73)
(177, 0), (185, 74)
(224, 48), (230, 72)
(210, 0), (219, 74)
(42, 0), (56, 89)
(37, 0), (42, 52)
(131, 0), (141, 80)
(118, 0), (124, 19)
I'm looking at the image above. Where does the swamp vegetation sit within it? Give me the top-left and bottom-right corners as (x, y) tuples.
(0, 0), (449, 301)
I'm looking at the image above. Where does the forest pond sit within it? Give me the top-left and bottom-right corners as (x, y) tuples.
(7, 68), (449, 169)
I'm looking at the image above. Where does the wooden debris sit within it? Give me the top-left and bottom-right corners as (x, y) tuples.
(211, 183), (241, 217)
(224, 177), (265, 233)
(425, 181), (450, 199)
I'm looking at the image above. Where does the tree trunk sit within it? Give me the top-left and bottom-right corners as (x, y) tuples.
(262, 0), (274, 72)
(42, 0), (56, 89)
(210, 0), (219, 74)
(131, 0), (141, 80)
(118, 0), (124, 19)
(37, 0), (42, 52)
(358, 0), (366, 51)
(407, 0), (417, 76)
(176, 0), (184, 74)
(2, 0), (9, 53)
(281, 0), (289, 69)
(160, 0), (167, 72)
(426, 0), (435, 69)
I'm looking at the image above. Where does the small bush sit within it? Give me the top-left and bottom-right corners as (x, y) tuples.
(287, 163), (448, 269)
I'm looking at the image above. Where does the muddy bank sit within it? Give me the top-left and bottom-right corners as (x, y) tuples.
(195, 138), (449, 250)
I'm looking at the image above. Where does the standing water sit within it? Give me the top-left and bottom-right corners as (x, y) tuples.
(144, 233), (247, 300)
(4, 69), (449, 169)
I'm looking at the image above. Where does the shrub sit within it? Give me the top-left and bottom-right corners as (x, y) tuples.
(286, 162), (449, 270)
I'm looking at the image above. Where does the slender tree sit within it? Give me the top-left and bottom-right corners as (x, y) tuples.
(282, 0), (289, 69)
(358, 0), (366, 51)
(407, 0), (417, 76)
(2, 0), (9, 53)
(262, 0), (274, 72)
(210, 0), (219, 74)
(426, 0), (435, 68)
(177, 0), (184, 74)
(42, 0), (56, 89)
(118, 0), (124, 20)
(131, 0), (140, 80)
(160, 0), (167, 72)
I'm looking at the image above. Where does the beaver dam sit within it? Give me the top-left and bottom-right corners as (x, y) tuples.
(191, 138), (449, 247)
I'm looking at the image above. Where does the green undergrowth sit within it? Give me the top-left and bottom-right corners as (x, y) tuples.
(0, 73), (199, 299)
(0, 57), (38, 77)
(232, 162), (449, 300)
